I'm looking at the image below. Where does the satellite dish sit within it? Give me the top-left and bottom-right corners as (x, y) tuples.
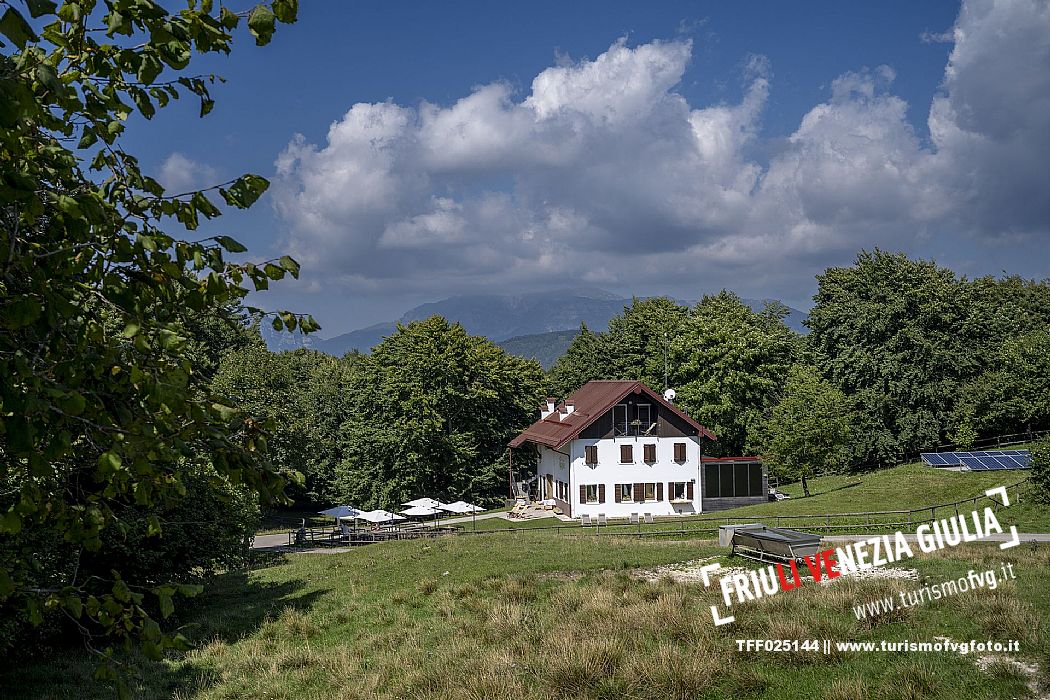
(663, 388), (676, 403)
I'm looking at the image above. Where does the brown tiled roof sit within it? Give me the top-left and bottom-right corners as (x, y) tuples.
(508, 380), (716, 449)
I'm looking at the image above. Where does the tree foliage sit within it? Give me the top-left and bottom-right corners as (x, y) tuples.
(211, 344), (357, 504)
(756, 365), (853, 484)
(548, 323), (607, 398)
(337, 317), (545, 508)
(1030, 436), (1050, 504)
(0, 0), (307, 680)
(669, 292), (799, 456)
(809, 251), (1050, 464)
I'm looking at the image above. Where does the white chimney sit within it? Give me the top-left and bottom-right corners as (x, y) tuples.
(540, 397), (557, 420)
(564, 401), (575, 416)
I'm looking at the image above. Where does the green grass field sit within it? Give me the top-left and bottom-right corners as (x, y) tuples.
(454, 457), (1049, 535)
(7, 531), (1048, 699)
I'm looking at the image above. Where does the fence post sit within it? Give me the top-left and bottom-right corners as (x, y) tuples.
(930, 507), (936, 523)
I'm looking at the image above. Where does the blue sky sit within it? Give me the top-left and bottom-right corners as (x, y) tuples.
(123, 1), (1049, 336)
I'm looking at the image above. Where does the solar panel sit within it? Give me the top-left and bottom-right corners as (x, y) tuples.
(922, 449), (1030, 470)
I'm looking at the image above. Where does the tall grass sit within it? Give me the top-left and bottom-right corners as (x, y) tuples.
(4, 534), (1046, 699)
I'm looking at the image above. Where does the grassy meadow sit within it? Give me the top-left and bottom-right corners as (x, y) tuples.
(456, 458), (1049, 534)
(5, 530), (1049, 700)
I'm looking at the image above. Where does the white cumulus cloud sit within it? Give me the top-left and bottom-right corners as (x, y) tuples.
(272, 0), (1050, 302)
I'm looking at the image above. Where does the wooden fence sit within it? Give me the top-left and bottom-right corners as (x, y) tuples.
(454, 477), (1033, 540)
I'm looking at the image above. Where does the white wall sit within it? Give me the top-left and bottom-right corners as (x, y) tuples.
(569, 436), (703, 518)
(536, 445), (572, 514)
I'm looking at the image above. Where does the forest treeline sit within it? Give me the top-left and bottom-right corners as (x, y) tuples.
(224, 250), (1050, 511)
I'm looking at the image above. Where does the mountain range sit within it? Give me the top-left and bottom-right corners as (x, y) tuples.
(265, 288), (809, 368)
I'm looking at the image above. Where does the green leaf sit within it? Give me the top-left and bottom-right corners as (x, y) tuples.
(211, 402), (238, 421)
(219, 6), (239, 29)
(3, 297), (42, 328)
(137, 52), (163, 85)
(77, 128), (98, 149)
(278, 255), (300, 277)
(214, 235), (246, 253)
(24, 0), (58, 18)
(219, 174), (269, 209)
(0, 511), (22, 536)
(157, 590), (174, 618)
(191, 192), (221, 218)
(0, 7), (37, 49)
(57, 391), (86, 416)
(247, 5), (276, 45)
(98, 451), (122, 473)
(64, 595), (83, 618)
(272, 0), (298, 23)
(123, 322), (141, 338)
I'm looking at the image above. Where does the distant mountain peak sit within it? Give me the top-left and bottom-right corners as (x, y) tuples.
(282, 290), (808, 358)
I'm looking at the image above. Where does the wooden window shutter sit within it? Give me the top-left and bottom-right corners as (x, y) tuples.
(674, 442), (686, 462)
(620, 444), (633, 463)
(687, 481), (694, 500)
(598, 484), (606, 504)
(633, 482), (644, 502)
(668, 482), (673, 499)
(585, 445), (597, 465)
(579, 484), (586, 503)
(657, 482), (664, 501)
(614, 485), (622, 503)
(644, 444), (656, 463)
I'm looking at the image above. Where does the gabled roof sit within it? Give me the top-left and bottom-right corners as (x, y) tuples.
(509, 380), (716, 449)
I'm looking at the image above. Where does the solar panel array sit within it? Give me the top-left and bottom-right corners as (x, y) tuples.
(920, 450), (1031, 470)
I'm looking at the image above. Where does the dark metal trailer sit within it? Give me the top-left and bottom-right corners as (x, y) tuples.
(731, 526), (822, 563)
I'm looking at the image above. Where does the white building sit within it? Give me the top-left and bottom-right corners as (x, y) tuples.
(508, 380), (766, 519)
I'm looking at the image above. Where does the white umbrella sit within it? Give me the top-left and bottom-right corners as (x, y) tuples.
(356, 509), (406, 523)
(318, 505), (361, 519)
(440, 500), (484, 514)
(400, 505), (444, 517)
(402, 497), (444, 509)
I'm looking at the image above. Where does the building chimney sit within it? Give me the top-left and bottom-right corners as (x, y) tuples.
(564, 401), (575, 416)
(540, 397), (557, 420)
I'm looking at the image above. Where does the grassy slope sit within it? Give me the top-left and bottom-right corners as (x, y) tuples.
(459, 458), (1049, 533)
(7, 532), (1049, 699)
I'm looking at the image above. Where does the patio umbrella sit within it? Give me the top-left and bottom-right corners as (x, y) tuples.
(318, 505), (361, 519)
(440, 500), (484, 514)
(400, 505), (444, 517)
(402, 497), (444, 509)
(356, 509), (406, 523)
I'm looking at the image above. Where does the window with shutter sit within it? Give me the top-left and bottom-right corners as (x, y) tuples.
(614, 484), (622, 503)
(644, 483), (656, 501)
(687, 481), (694, 500)
(585, 445), (598, 465)
(634, 482), (645, 502)
(579, 484), (586, 503)
(674, 442), (686, 462)
(619, 484), (633, 502)
(656, 482), (664, 501)
(598, 484), (606, 504)
(620, 444), (633, 463)
(643, 444), (656, 463)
